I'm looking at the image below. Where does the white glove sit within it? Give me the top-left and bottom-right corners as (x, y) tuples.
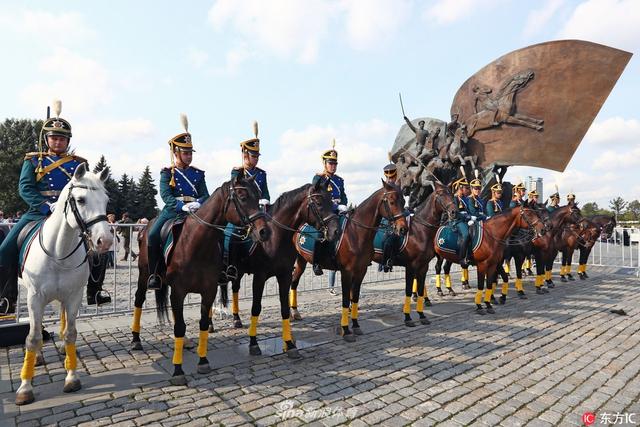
(338, 204), (348, 213)
(181, 204), (191, 212)
(49, 202), (57, 212)
(259, 199), (270, 206)
(467, 220), (475, 226)
(188, 202), (201, 212)
(471, 216), (477, 221)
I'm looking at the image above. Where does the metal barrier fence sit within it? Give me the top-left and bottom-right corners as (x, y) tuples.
(580, 227), (639, 275)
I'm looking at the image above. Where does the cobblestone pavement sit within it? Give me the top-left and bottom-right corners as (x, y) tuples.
(1, 266), (639, 426)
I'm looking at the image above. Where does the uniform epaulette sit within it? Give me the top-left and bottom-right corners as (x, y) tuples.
(190, 165), (204, 172)
(24, 152), (46, 161)
(70, 155), (88, 164)
(161, 167), (172, 173)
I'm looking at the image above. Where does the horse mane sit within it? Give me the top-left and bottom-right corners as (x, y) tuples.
(268, 184), (310, 214)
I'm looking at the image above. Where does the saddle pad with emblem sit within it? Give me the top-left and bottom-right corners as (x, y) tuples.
(435, 221), (483, 255)
(295, 215), (348, 256)
(223, 223), (258, 261)
(18, 220), (46, 275)
(373, 217), (410, 255)
(162, 218), (186, 264)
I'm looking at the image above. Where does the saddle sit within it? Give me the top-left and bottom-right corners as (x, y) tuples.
(295, 216), (348, 258)
(160, 217), (185, 264)
(222, 223), (258, 263)
(435, 221), (483, 256)
(17, 220), (46, 277)
(373, 217), (410, 255)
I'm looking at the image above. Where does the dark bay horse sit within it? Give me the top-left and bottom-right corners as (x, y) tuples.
(371, 182), (457, 326)
(435, 207), (547, 314)
(577, 215), (616, 279)
(556, 218), (600, 282)
(221, 181), (339, 358)
(132, 176), (270, 385)
(541, 204), (583, 287)
(290, 180), (408, 341)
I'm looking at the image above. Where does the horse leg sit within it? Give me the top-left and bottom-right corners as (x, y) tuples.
(339, 270), (356, 342)
(460, 260), (470, 290)
(131, 274), (147, 351)
(350, 270), (366, 336)
(578, 247), (589, 279)
(231, 278), (243, 328)
(411, 276), (418, 302)
(474, 268), (486, 315)
(464, 156), (476, 170)
(513, 113), (544, 125)
(62, 292), (83, 393)
(504, 115), (543, 131)
(15, 291), (44, 405)
(497, 264), (511, 304)
(277, 272), (301, 359)
(54, 305), (67, 357)
(483, 265), (497, 314)
(197, 291), (215, 375)
(434, 257), (444, 296)
(566, 249), (575, 281)
(415, 272), (431, 325)
(403, 268), (416, 327)
(169, 290), (188, 386)
(503, 258), (511, 278)
(560, 250), (568, 283)
(513, 253), (529, 296)
(445, 260), (457, 294)
(248, 274), (266, 356)
(290, 256), (306, 321)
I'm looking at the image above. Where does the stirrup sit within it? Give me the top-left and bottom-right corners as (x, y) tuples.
(92, 290), (112, 306)
(226, 265), (238, 281)
(313, 263), (324, 276)
(0, 297), (10, 315)
(147, 274), (162, 290)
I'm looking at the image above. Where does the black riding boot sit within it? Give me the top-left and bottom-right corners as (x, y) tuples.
(87, 254), (111, 305)
(0, 265), (18, 314)
(86, 283), (111, 305)
(312, 241), (324, 276)
(147, 245), (164, 291)
(382, 238), (395, 273)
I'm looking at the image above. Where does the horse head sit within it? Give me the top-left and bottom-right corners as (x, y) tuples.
(308, 179), (340, 242)
(60, 164), (113, 253)
(518, 207), (547, 239)
(431, 181), (457, 223)
(381, 179), (408, 236)
(227, 174), (271, 242)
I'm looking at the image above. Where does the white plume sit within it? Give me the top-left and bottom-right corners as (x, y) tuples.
(494, 172), (501, 183)
(474, 169), (479, 179)
(253, 120), (259, 138)
(180, 113), (189, 132)
(332, 138), (336, 149)
(53, 99), (62, 118)
(459, 165), (466, 177)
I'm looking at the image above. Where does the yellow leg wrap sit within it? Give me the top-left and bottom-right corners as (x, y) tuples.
(232, 292), (240, 315)
(282, 319), (292, 342)
(132, 307), (142, 333)
(445, 274), (452, 288)
(289, 289), (298, 308)
(474, 291), (483, 305)
(21, 350), (37, 380)
(350, 303), (359, 320)
(567, 265), (572, 273)
(403, 296), (411, 314)
(462, 268), (469, 282)
(579, 264), (586, 273)
(484, 288), (493, 303)
(524, 259), (531, 269)
(544, 270), (550, 281)
(501, 282), (509, 296)
(535, 275), (544, 287)
(172, 337), (184, 365)
(248, 316), (259, 337)
(423, 285), (428, 299)
(341, 308), (349, 327)
(197, 330), (208, 358)
(64, 344), (77, 370)
(412, 279), (417, 294)
(515, 278), (523, 291)
(504, 262), (510, 274)
(60, 310), (67, 338)
(416, 296), (424, 312)
(435, 274), (441, 289)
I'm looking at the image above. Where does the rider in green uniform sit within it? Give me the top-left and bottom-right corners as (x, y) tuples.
(547, 191), (560, 213)
(146, 115), (209, 291)
(485, 182), (504, 218)
(451, 176), (475, 265)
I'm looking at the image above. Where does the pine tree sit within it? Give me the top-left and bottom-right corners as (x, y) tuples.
(92, 155), (119, 215)
(136, 166), (158, 220)
(0, 119), (43, 215)
(115, 173), (132, 218)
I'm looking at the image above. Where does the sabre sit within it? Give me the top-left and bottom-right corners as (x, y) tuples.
(399, 92), (406, 117)
(401, 148), (428, 170)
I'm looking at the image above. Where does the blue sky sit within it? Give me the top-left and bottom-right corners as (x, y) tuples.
(0, 0), (638, 208)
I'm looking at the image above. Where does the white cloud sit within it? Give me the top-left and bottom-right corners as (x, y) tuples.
(583, 117), (640, 147)
(592, 144), (640, 170)
(559, 0), (640, 52)
(0, 9), (94, 44)
(423, 0), (501, 25)
(342, 0), (411, 50)
(523, 0), (564, 38)
(20, 47), (111, 114)
(187, 47), (209, 69)
(208, 0), (338, 64)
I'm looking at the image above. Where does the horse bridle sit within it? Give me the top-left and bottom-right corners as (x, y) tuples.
(39, 183), (108, 265)
(412, 189), (456, 228)
(307, 188), (338, 241)
(519, 207), (546, 241)
(379, 189), (406, 224)
(221, 181), (266, 238)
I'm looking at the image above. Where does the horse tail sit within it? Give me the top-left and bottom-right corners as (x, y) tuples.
(219, 282), (229, 308)
(155, 280), (169, 324)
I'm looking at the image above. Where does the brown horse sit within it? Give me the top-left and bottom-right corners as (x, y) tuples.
(435, 206), (547, 314)
(556, 218), (600, 282)
(576, 215), (616, 279)
(290, 180), (408, 341)
(371, 182), (457, 326)
(132, 175), (270, 385)
(221, 181), (340, 358)
(541, 203), (583, 287)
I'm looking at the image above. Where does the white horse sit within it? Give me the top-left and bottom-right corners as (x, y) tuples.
(15, 164), (112, 405)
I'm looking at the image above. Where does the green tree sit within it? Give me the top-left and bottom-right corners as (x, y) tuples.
(581, 202), (599, 217)
(114, 173), (133, 218)
(135, 166), (158, 220)
(0, 119), (42, 215)
(625, 200), (640, 221)
(92, 155), (119, 215)
(609, 197), (627, 221)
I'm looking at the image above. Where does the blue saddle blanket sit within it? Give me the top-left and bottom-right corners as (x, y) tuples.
(373, 217), (410, 255)
(435, 221), (483, 255)
(222, 223), (258, 261)
(295, 215), (348, 256)
(18, 220), (46, 274)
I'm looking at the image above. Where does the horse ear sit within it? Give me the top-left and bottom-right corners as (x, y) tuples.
(99, 167), (110, 183)
(382, 178), (391, 190)
(74, 163), (87, 180)
(312, 178), (322, 191)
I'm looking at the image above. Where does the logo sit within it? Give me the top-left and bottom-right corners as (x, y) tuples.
(438, 238), (445, 245)
(299, 236), (306, 245)
(582, 412), (596, 426)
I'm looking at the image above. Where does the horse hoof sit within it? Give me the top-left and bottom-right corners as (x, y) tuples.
(404, 320), (416, 327)
(197, 363), (211, 374)
(560, 277), (568, 283)
(183, 338), (195, 350)
(233, 319), (243, 329)
(475, 308), (486, 315)
(208, 324), (215, 333)
(518, 293), (527, 299)
(35, 353), (45, 366)
(536, 289), (545, 295)
(352, 327), (363, 335)
(543, 288), (550, 293)
(291, 310), (302, 321)
(420, 318), (431, 325)
(499, 297), (506, 305)
(15, 390), (35, 406)
(568, 276), (575, 282)
(131, 341), (143, 351)
(486, 307), (496, 314)
(579, 274), (586, 280)
(63, 379), (81, 393)
(170, 375), (188, 386)
(449, 290), (457, 296)
(437, 291), (444, 297)
(343, 334), (356, 343)
(286, 348), (302, 359)
(425, 299), (432, 307)
(412, 294), (418, 302)
(249, 345), (262, 356)
(547, 282), (555, 288)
